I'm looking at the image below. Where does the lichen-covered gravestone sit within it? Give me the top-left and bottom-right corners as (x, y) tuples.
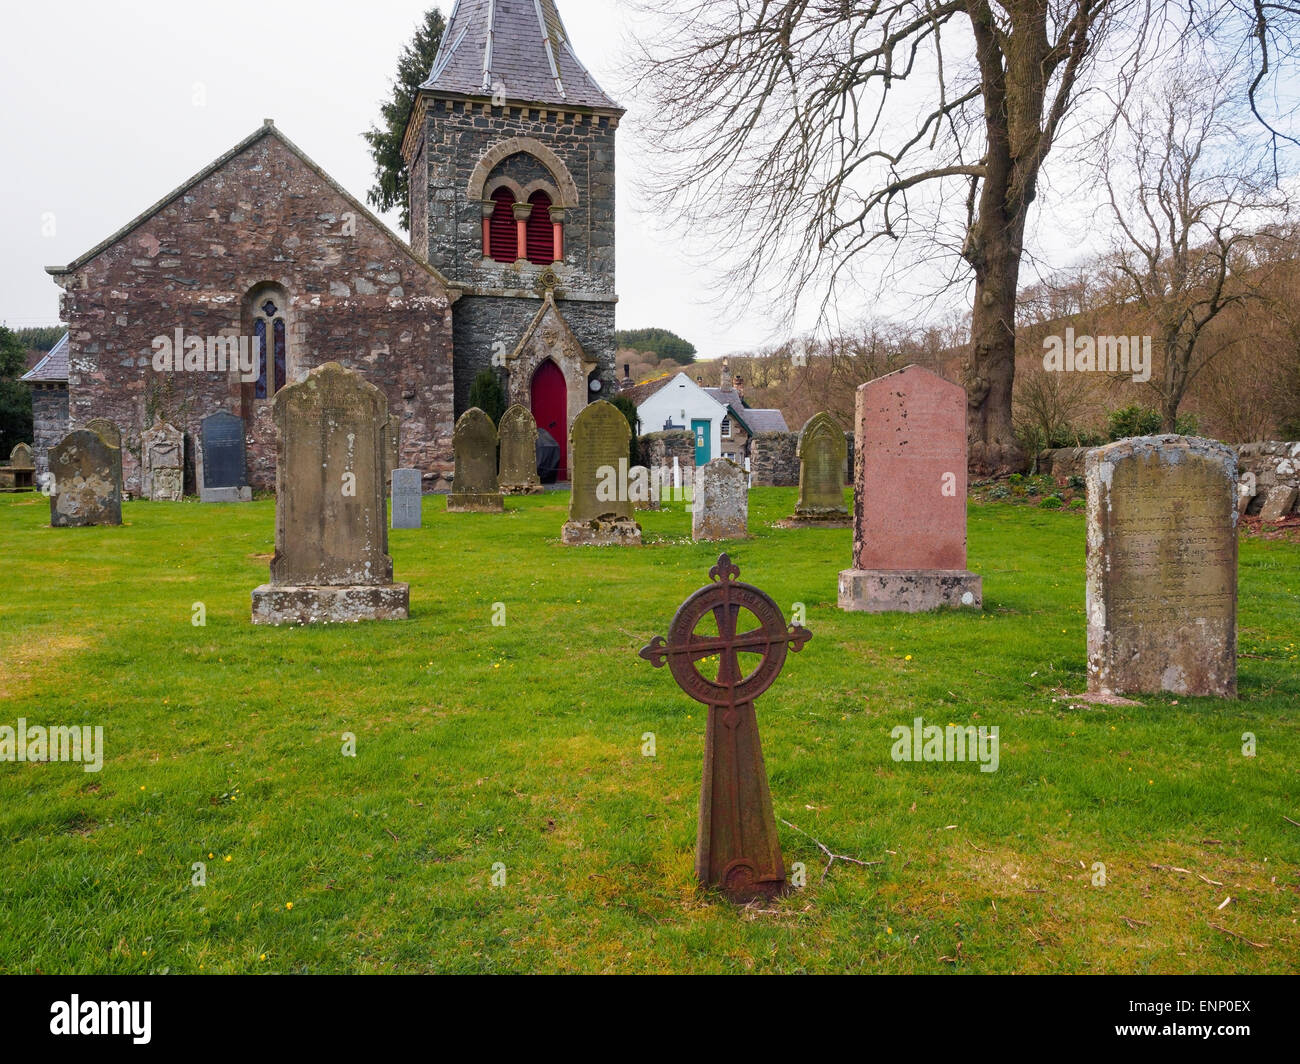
(391, 468), (423, 530)
(1086, 435), (1237, 698)
(562, 400), (642, 546)
(447, 408), (504, 513)
(48, 429), (122, 527)
(497, 405), (542, 495)
(199, 411), (251, 503)
(789, 412), (849, 525)
(251, 362), (409, 625)
(142, 423), (184, 502)
(84, 418), (124, 497)
(693, 458), (750, 541)
(839, 365), (981, 612)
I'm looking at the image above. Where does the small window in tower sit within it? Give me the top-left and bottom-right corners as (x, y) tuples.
(488, 188), (518, 262)
(526, 190), (555, 265)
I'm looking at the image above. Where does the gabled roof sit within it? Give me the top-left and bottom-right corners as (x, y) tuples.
(738, 409), (790, 433)
(21, 332), (69, 384)
(621, 373), (677, 407)
(45, 121), (456, 294)
(508, 289), (596, 368)
(423, 0), (620, 111)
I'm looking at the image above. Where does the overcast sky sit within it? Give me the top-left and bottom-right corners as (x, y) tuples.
(2, 1), (1283, 360)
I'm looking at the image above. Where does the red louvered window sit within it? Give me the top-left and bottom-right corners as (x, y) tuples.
(526, 191), (555, 265)
(488, 188), (518, 262)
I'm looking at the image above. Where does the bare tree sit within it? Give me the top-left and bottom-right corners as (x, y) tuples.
(1102, 65), (1292, 431)
(630, 1), (1297, 473)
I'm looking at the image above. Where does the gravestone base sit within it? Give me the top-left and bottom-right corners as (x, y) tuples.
(447, 492), (505, 513)
(779, 507), (852, 529)
(562, 516), (643, 546)
(501, 483), (544, 496)
(838, 568), (982, 613)
(251, 583), (410, 626)
(201, 486), (252, 504)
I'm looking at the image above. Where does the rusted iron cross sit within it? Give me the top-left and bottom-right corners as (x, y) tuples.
(640, 554), (812, 902)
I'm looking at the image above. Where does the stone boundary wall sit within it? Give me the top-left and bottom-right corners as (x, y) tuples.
(639, 430), (695, 481)
(750, 432), (799, 486)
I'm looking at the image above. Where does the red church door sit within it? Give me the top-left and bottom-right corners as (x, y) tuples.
(531, 360), (568, 481)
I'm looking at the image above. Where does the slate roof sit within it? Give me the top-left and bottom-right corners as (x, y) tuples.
(620, 373), (676, 407)
(21, 332), (69, 384)
(423, 0), (620, 111)
(740, 409), (790, 433)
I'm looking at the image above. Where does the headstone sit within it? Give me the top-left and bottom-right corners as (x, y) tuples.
(1259, 485), (1298, 523)
(498, 405), (542, 495)
(839, 365), (981, 612)
(562, 400), (642, 545)
(84, 418), (124, 496)
(251, 362), (409, 625)
(693, 458), (749, 540)
(391, 468), (423, 530)
(447, 408), (504, 513)
(1086, 435), (1237, 698)
(789, 412), (849, 525)
(142, 422), (184, 502)
(48, 429), (122, 527)
(8, 443), (35, 491)
(640, 554), (811, 902)
(200, 411), (251, 503)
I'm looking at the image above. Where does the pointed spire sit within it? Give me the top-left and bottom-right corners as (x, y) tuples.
(423, 0), (620, 111)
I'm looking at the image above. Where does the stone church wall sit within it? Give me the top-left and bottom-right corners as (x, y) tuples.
(54, 132), (458, 494)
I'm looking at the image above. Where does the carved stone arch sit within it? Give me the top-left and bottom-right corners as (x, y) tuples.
(484, 175), (527, 202)
(467, 137), (579, 208)
(519, 179), (561, 204)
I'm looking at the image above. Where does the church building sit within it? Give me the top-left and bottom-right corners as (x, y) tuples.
(44, 0), (621, 494)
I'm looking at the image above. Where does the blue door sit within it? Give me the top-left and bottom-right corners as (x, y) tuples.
(692, 419), (712, 466)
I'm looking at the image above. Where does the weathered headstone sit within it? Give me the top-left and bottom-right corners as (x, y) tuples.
(789, 412), (849, 525)
(251, 362), (409, 625)
(84, 418), (124, 496)
(693, 458), (749, 541)
(200, 411), (251, 503)
(640, 554), (811, 902)
(498, 405), (542, 495)
(1259, 485), (1298, 523)
(839, 365), (981, 612)
(1086, 435), (1237, 698)
(447, 408), (504, 513)
(562, 400), (642, 545)
(142, 422), (184, 502)
(391, 467), (423, 530)
(7, 443), (35, 491)
(48, 429), (122, 527)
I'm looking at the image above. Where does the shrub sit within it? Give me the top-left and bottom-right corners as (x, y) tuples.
(989, 485), (1010, 500)
(468, 369), (507, 425)
(1026, 483), (1040, 496)
(1068, 498), (1086, 511)
(1068, 474), (1085, 491)
(1008, 473), (1024, 485)
(1107, 405), (1200, 441)
(1040, 494), (1064, 508)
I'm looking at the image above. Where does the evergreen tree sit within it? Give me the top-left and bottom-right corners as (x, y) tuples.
(363, 8), (446, 233)
(468, 369), (507, 426)
(0, 326), (34, 457)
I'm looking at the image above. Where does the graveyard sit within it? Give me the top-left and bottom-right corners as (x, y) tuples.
(0, 483), (1296, 974)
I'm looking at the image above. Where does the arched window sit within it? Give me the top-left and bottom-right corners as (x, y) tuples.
(488, 187), (518, 262)
(252, 294), (287, 399)
(526, 190), (556, 265)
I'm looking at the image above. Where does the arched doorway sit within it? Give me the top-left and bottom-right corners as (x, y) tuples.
(531, 359), (568, 481)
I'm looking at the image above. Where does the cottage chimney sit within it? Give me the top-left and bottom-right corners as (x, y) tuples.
(734, 375), (744, 398)
(720, 358), (730, 390)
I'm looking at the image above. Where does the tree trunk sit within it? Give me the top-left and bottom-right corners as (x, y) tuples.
(964, 154), (1029, 476)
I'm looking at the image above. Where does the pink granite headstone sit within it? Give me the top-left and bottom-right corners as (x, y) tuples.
(839, 365), (981, 612)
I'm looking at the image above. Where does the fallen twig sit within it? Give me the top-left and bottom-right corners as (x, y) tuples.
(1209, 922), (1268, 948)
(1283, 816), (1300, 829)
(1197, 874), (1224, 887)
(1150, 864), (1193, 875)
(1120, 915), (1150, 929)
(779, 817), (884, 884)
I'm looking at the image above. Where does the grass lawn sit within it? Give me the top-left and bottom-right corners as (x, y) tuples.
(0, 487), (1296, 974)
